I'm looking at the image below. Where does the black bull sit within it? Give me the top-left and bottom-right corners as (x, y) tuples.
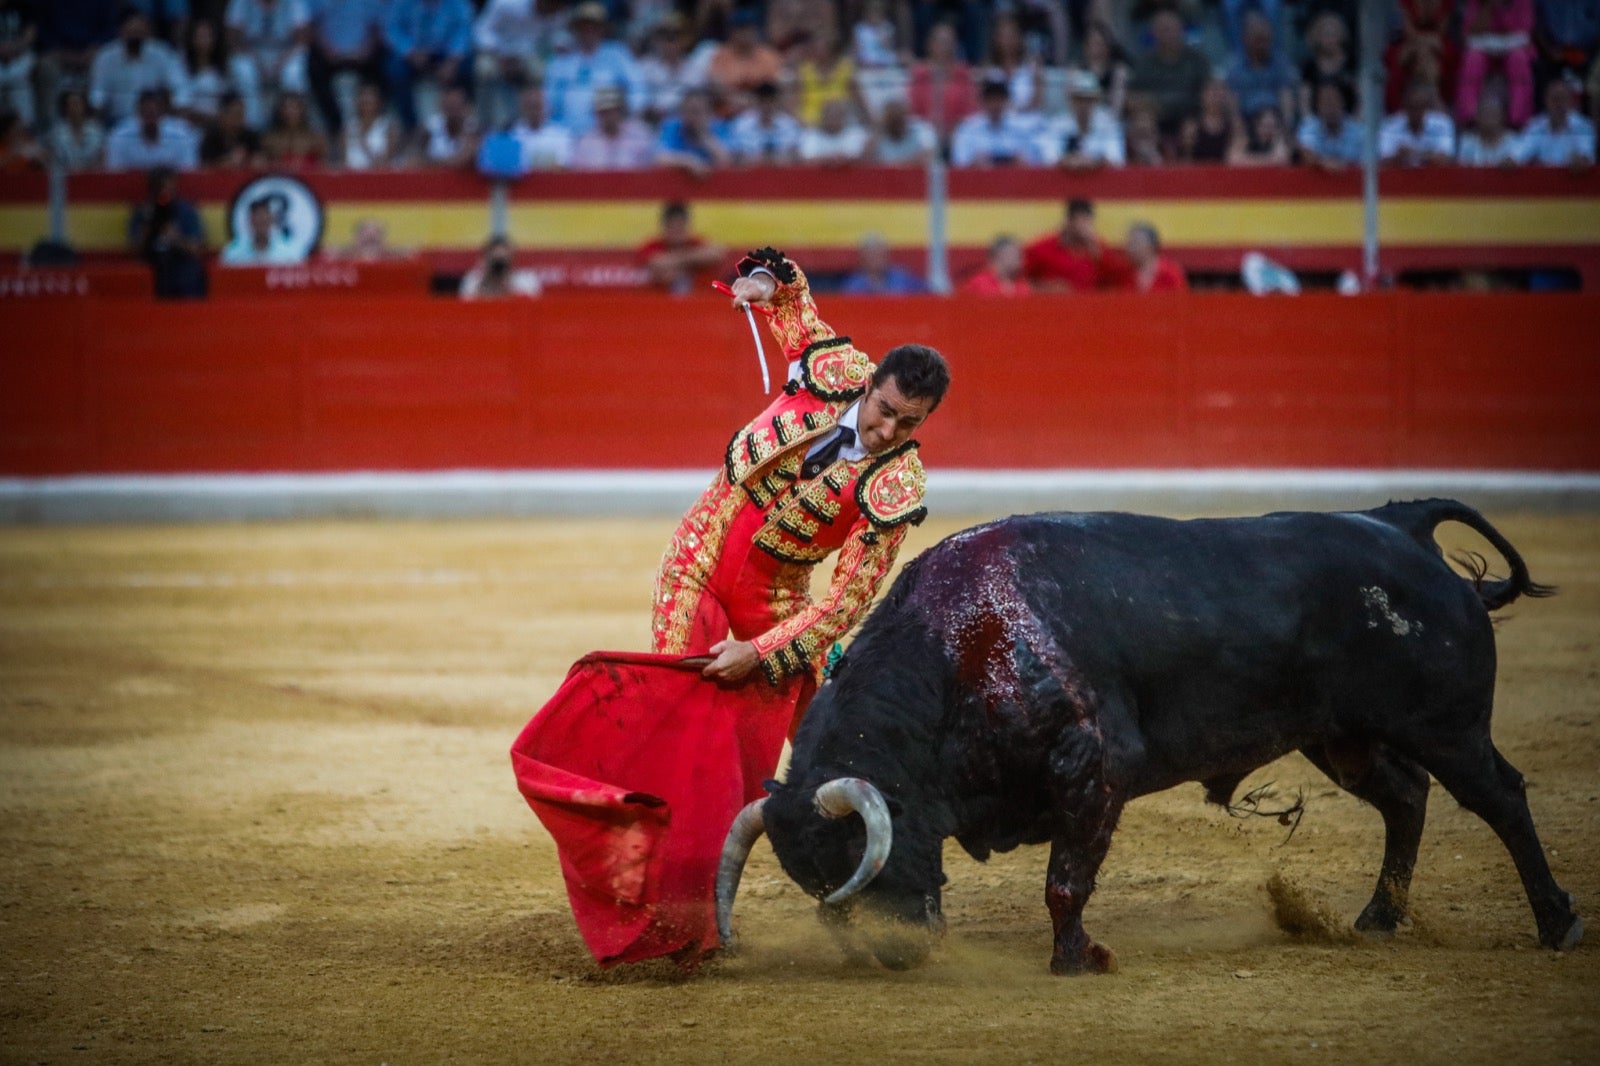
(716, 499), (1584, 973)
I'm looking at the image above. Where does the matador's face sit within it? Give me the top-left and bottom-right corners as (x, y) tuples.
(857, 377), (935, 456)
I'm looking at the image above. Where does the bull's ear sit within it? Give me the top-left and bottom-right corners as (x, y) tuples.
(762, 778), (783, 795)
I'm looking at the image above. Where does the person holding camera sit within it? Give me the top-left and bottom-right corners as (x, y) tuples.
(128, 166), (208, 299)
(458, 234), (542, 299)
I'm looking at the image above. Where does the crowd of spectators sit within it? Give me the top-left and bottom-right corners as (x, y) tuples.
(0, 0), (1595, 175)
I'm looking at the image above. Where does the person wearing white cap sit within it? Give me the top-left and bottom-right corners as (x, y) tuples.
(570, 83), (655, 168)
(1034, 68), (1124, 169)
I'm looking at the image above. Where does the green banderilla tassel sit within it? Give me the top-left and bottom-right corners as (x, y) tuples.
(823, 641), (845, 680)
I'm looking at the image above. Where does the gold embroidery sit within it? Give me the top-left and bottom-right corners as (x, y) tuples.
(651, 470), (746, 654)
(801, 338), (873, 402)
(773, 409), (805, 446)
(752, 521), (910, 681)
(856, 443), (928, 528)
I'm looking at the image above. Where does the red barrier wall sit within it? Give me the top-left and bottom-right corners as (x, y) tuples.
(3, 294), (1597, 475)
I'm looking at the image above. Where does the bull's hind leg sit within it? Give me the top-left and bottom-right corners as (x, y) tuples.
(1301, 742), (1430, 934)
(1404, 733), (1583, 950)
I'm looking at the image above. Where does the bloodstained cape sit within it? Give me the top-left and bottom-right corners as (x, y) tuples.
(510, 652), (808, 967)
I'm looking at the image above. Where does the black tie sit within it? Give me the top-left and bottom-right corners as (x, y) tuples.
(802, 427), (855, 480)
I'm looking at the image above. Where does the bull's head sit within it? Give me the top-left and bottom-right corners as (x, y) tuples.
(716, 777), (944, 969)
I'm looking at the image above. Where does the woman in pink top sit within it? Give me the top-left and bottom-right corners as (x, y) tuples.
(908, 23), (976, 141)
(1457, 0), (1536, 127)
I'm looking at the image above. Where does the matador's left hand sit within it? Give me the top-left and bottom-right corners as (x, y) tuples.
(703, 639), (759, 683)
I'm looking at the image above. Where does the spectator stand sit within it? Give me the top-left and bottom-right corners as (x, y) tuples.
(2, 165), (1598, 292)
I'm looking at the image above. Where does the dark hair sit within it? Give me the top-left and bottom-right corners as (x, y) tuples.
(988, 233), (1018, 257)
(873, 344), (950, 411)
(661, 199), (690, 222)
(184, 18), (229, 71)
(56, 87), (88, 115)
(1128, 221), (1160, 251)
(248, 196), (273, 214)
(980, 77), (1010, 100)
(1316, 78), (1354, 114)
(145, 165), (176, 196)
(1066, 197), (1094, 218)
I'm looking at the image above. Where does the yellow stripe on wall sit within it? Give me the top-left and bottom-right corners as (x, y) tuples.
(3, 197), (1596, 253)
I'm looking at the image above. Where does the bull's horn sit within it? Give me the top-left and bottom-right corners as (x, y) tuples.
(814, 777), (893, 904)
(715, 798), (767, 946)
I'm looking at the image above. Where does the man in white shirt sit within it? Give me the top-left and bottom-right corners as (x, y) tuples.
(726, 80), (802, 164)
(220, 197), (306, 266)
(89, 10), (191, 124)
(950, 76), (1040, 167)
(1520, 78), (1596, 166)
(1035, 69), (1125, 169)
(105, 89), (200, 171)
(510, 84), (573, 170)
(798, 98), (869, 165)
(1457, 94), (1526, 166)
(869, 95), (937, 165)
(1379, 81), (1455, 166)
(1297, 81), (1365, 168)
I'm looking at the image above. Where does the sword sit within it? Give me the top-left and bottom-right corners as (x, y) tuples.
(713, 280), (773, 394)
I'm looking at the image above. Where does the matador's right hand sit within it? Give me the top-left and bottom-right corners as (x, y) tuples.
(728, 274), (776, 311)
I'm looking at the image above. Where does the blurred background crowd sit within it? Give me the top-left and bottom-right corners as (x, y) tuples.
(1, 0), (1596, 174)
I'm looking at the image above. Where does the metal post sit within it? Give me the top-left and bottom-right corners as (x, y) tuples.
(1359, 0), (1385, 286)
(926, 157), (951, 294)
(489, 179), (509, 240)
(48, 162), (67, 244)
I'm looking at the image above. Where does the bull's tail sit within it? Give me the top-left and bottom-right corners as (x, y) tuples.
(1372, 498), (1556, 611)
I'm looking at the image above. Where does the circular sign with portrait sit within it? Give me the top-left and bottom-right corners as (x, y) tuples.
(226, 174), (325, 259)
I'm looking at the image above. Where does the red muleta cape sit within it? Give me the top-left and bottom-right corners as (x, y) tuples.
(510, 651), (807, 967)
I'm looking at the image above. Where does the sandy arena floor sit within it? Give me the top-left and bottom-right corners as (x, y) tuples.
(1, 511), (1596, 1065)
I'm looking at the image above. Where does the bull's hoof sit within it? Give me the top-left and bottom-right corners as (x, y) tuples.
(1546, 914), (1584, 953)
(1049, 941), (1117, 976)
(1353, 906), (1403, 937)
(870, 931), (934, 971)
(1538, 893), (1583, 952)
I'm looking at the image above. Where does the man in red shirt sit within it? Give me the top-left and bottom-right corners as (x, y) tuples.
(962, 234), (1029, 295)
(636, 200), (727, 294)
(1023, 198), (1115, 292)
(1109, 222), (1189, 293)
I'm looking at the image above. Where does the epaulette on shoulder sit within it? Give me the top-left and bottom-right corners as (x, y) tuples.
(856, 440), (927, 529)
(800, 337), (872, 402)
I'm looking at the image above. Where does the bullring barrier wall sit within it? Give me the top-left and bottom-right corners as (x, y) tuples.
(4, 292), (1596, 480)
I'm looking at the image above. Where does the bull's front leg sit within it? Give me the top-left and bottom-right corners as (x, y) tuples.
(1045, 806), (1122, 975)
(1044, 730), (1123, 975)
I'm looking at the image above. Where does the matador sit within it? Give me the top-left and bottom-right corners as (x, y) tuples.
(510, 248), (950, 968)
(652, 247), (951, 705)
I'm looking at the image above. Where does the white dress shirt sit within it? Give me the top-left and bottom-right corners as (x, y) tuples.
(1034, 105), (1125, 166)
(949, 109), (1041, 167)
(1379, 110), (1456, 163)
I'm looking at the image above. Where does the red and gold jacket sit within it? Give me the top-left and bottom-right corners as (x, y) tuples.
(653, 249), (928, 685)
